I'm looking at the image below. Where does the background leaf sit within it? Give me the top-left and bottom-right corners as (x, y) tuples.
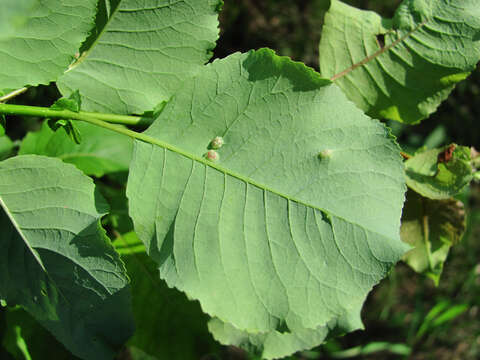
(0, 136), (14, 161)
(319, 0), (480, 124)
(405, 144), (473, 200)
(114, 232), (220, 360)
(401, 190), (466, 285)
(58, 0), (223, 114)
(127, 49), (407, 357)
(19, 121), (132, 177)
(0, 0), (97, 91)
(0, 155), (134, 360)
(2, 306), (76, 360)
(0, 0), (37, 40)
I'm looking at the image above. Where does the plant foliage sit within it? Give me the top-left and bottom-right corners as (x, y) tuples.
(0, 0), (478, 359)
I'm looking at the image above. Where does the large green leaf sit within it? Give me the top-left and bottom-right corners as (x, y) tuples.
(0, 0), (37, 40)
(405, 144), (473, 200)
(127, 49), (407, 357)
(0, 155), (134, 360)
(58, 0), (222, 114)
(319, 0), (480, 124)
(19, 121), (133, 177)
(0, 0), (97, 92)
(115, 232), (220, 360)
(401, 190), (466, 285)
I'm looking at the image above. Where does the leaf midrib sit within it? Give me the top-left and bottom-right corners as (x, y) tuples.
(330, 20), (427, 81)
(0, 196), (47, 272)
(134, 133), (394, 240)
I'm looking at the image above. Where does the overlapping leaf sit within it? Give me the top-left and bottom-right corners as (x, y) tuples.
(401, 190), (466, 285)
(58, 0), (222, 114)
(0, 0), (97, 92)
(405, 144), (473, 200)
(0, 155), (134, 360)
(127, 49), (407, 357)
(115, 232), (220, 360)
(319, 0), (480, 124)
(19, 121), (133, 177)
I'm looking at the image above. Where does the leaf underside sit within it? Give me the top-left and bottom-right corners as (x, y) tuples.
(0, 0), (97, 91)
(320, 0), (480, 124)
(0, 155), (134, 360)
(127, 49), (407, 358)
(58, 0), (222, 114)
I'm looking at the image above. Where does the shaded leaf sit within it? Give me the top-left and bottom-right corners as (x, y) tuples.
(19, 121), (132, 177)
(115, 232), (220, 360)
(58, 0), (222, 114)
(405, 144), (473, 200)
(0, 155), (134, 360)
(0, 0), (97, 91)
(0, 115), (6, 136)
(127, 49), (407, 358)
(401, 190), (466, 285)
(0, 135), (14, 161)
(319, 0), (480, 124)
(2, 306), (76, 360)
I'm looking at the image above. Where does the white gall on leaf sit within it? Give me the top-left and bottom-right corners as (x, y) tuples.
(210, 136), (224, 149)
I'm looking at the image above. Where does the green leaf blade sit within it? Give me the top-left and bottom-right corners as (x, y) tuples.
(401, 190), (466, 285)
(58, 0), (222, 114)
(127, 49), (407, 356)
(405, 144), (473, 200)
(0, 155), (134, 360)
(19, 121), (133, 177)
(320, 0), (480, 124)
(0, 0), (97, 91)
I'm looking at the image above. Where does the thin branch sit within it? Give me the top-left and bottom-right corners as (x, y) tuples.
(330, 21), (426, 81)
(0, 87), (28, 103)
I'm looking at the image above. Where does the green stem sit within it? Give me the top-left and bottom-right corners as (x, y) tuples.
(0, 103), (187, 159)
(0, 103), (152, 127)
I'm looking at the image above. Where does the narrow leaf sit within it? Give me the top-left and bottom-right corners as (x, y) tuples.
(0, 155), (134, 360)
(0, 0), (97, 91)
(320, 0), (480, 124)
(58, 0), (222, 114)
(401, 190), (466, 285)
(127, 49), (407, 357)
(405, 144), (473, 200)
(19, 121), (133, 177)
